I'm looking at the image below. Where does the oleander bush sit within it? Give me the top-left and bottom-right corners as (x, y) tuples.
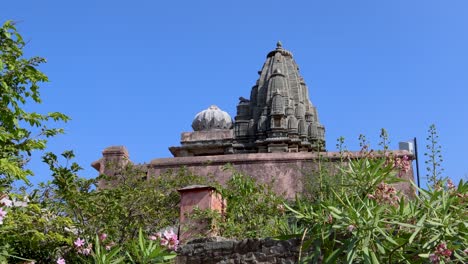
(287, 149), (467, 263)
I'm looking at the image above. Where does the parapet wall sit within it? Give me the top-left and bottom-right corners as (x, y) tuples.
(149, 151), (415, 198)
(92, 147), (415, 198)
(176, 237), (300, 264)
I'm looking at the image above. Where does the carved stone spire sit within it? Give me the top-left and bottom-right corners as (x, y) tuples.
(233, 42), (325, 153)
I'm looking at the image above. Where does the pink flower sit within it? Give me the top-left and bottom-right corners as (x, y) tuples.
(0, 208), (7, 218)
(57, 258), (66, 264)
(0, 207), (7, 224)
(152, 228), (179, 250)
(160, 238), (168, 246)
(160, 228), (179, 250)
(430, 242), (453, 263)
(78, 243), (93, 255)
(435, 243), (452, 257)
(327, 214), (333, 224)
(447, 179), (456, 190)
(442, 249), (452, 257)
(369, 182), (400, 207)
(0, 197), (12, 207)
(74, 238), (85, 248)
(163, 229), (175, 240)
(99, 233), (108, 241)
(105, 241), (115, 251)
(429, 253), (440, 264)
(168, 236), (179, 250)
(82, 248), (91, 255)
(347, 225), (356, 232)
(436, 242), (447, 252)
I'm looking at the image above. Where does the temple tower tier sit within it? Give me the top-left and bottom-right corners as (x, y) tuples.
(233, 42), (326, 153)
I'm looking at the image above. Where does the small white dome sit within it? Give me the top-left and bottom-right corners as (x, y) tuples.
(192, 105), (233, 131)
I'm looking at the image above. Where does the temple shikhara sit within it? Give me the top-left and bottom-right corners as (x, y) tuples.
(92, 43), (415, 198)
(171, 42), (325, 157)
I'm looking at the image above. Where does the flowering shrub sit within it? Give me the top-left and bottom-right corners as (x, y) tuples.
(126, 228), (177, 263)
(149, 228), (180, 251)
(0, 148), (197, 262)
(188, 165), (289, 239)
(286, 156), (468, 263)
(367, 182), (400, 206)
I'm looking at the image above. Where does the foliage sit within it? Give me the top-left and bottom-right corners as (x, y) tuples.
(0, 20), (69, 262)
(287, 154), (468, 263)
(40, 151), (208, 245)
(219, 165), (288, 238)
(36, 150), (204, 262)
(90, 235), (125, 264)
(0, 21), (69, 187)
(0, 198), (75, 262)
(425, 124), (445, 187)
(189, 165), (289, 239)
(126, 228), (176, 263)
(0, 150), (190, 262)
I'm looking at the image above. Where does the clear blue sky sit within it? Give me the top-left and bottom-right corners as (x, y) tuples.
(2, 0), (467, 187)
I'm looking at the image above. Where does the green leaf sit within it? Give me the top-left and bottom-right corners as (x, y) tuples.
(363, 247), (372, 264)
(409, 214), (426, 244)
(324, 248), (343, 264)
(376, 227), (399, 246)
(426, 220), (444, 226)
(328, 206), (342, 215)
(370, 251), (380, 264)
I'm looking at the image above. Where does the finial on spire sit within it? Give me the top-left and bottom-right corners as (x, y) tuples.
(276, 41), (283, 49)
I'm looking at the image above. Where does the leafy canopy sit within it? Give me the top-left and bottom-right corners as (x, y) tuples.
(0, 21), (69, 185)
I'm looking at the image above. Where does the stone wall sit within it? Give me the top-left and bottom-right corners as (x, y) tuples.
(176, 237), (301, 264)
(149, 151), (415, 199)
(92, 148), (415, 198)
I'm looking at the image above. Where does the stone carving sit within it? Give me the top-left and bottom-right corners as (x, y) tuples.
(239, 96), (250, 103)
(233, 42), (325, 153)
(192, 105), (233, 131)
(170, 42), (326, 156)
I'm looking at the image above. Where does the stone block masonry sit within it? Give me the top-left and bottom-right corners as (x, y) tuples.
(149, 150), (415, 199)
(176, 237), (301, 264)
(93, 147), (415, 198)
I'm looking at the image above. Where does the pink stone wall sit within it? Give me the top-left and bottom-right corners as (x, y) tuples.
(178, 186), (225, 242)
(149, 151), (415, 198)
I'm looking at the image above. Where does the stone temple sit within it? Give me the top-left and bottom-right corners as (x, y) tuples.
(170, 41), (326, 157)
(93, 43), (415, 198)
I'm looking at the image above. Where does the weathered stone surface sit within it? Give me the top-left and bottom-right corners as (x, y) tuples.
(150, 150), (416, 198)
(181, 130), (234, 143)
(233, 42), (326, 153)
(192, 105), (233, 131)
(178, 186), (226, 242)
(169, 42), (326, 157)
(176, 237), (300, 264)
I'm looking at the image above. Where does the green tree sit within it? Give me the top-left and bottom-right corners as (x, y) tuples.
(0, 21), (69, 186)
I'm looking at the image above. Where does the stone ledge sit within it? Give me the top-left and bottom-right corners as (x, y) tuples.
(151, 150), (413, 167)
